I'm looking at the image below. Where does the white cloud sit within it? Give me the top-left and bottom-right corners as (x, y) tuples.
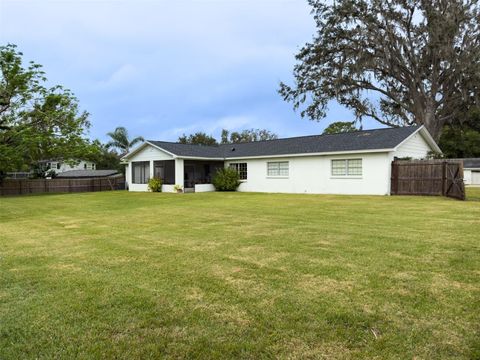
(96, 64), (138, 89)
(213, 115), (254, 131)
(153, 114), (256, 140)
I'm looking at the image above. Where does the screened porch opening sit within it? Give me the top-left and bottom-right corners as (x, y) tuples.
(153, 160), (175, 185)
(184, 160), (224, 189)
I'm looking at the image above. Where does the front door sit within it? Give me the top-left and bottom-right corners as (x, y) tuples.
(184, 165), (195, 188)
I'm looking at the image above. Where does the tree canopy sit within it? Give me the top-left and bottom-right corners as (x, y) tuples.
(178, 129), (278, 145)
(178, 132), (218, 146)
(438, 107), (480, 158)
(280, 0), (480, 141)
(88, 141), (124, 173)
(106, 126), (144, 154)
(220, 129), (278, 144)
(323, 121), (358, 135)
(0, 44), (94, 174)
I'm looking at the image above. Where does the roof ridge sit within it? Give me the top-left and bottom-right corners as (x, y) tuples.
(148, 140), (220, 148)
(219, 127), (411, 146)
(150, 126), (418, 147)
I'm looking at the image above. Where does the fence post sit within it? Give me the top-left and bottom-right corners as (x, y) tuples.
(441, 161), (447, 196)
(390, 161), (397, 195)
(459, 161), (465, 201)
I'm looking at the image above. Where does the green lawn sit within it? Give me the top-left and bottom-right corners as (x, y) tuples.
(1, 190), (479, 359)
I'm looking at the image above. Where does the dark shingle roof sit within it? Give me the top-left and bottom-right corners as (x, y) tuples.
(56, 170), (120, 178)
(148, 141), (225, 158)
(221, 126), (418, 158)
(462, 158), (480, 168)
(147, 126), (420, 159)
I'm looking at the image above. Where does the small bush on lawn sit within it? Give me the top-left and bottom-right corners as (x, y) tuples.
(148, 177), (162, 192)
(212, 168), (240, 191)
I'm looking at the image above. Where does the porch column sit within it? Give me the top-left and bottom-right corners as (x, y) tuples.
(149, 160), (154, 180)
(175, 158), (184, 187)
(125, 163), (130, 186)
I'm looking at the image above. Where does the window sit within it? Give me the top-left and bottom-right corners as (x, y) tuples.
(267, 161), (289, 177)
(331, 159), (362, 176)
(229, 163), (247, 180)
(84, 163), (87, 169)
(57, 163), (61, 170)
(132, 161), (150, 184)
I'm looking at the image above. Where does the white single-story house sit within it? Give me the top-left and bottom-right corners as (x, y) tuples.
(121, 126), (440, 195)
(461, 159), (480, 186)
(39, 159), (96, 175)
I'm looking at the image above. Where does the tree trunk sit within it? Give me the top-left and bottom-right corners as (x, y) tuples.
(422, 104), (443, 143)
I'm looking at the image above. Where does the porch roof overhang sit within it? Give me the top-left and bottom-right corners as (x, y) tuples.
(179, 156), (225, 161)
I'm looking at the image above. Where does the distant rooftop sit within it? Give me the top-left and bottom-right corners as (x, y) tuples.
(56, 170), (120, 178)
(460, 158), (480, 169)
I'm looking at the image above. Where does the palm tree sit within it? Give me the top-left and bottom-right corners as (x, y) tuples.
(106, 127), (144, 154)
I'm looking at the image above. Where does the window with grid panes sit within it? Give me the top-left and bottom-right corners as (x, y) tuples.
(331, 159), (362, 176)
(229, 163), (247, 180)
(267, 161), (289, 177)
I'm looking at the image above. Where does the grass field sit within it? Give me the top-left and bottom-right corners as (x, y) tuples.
(1, 189), (479, 359)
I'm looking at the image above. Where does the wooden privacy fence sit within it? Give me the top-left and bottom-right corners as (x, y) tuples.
(0, 176), (125, 196)
(391, 160), (465, 200)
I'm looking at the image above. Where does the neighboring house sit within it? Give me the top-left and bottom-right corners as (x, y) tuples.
(56, 170), (120, 179)
(121, 126), (440, 195)
(461, 159), (480, 186)
(39, 160), (96, 175)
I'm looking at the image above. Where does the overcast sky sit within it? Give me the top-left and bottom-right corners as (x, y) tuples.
(0, 0), (380, 142)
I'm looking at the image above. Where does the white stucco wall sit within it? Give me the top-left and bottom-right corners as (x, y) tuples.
(195, 184), (216, 192)
(473, 171), (480, 185)
(464, 169), (472, 185)
(394, 132), (431, 159)
(465, 169), (480, 185)
(162, 185), (175, 193)
(226, 152), (392, 195)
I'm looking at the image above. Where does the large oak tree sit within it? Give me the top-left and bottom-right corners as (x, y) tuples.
(280, 0), (480, 141)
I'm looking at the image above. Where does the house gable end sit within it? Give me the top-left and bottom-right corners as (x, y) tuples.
(127, 143), (174, 162)
(394, 127), (437, 159)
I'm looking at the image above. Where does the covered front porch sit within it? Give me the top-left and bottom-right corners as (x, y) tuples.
(182, 160), (224, 192)
(129, 158), (223, 192)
